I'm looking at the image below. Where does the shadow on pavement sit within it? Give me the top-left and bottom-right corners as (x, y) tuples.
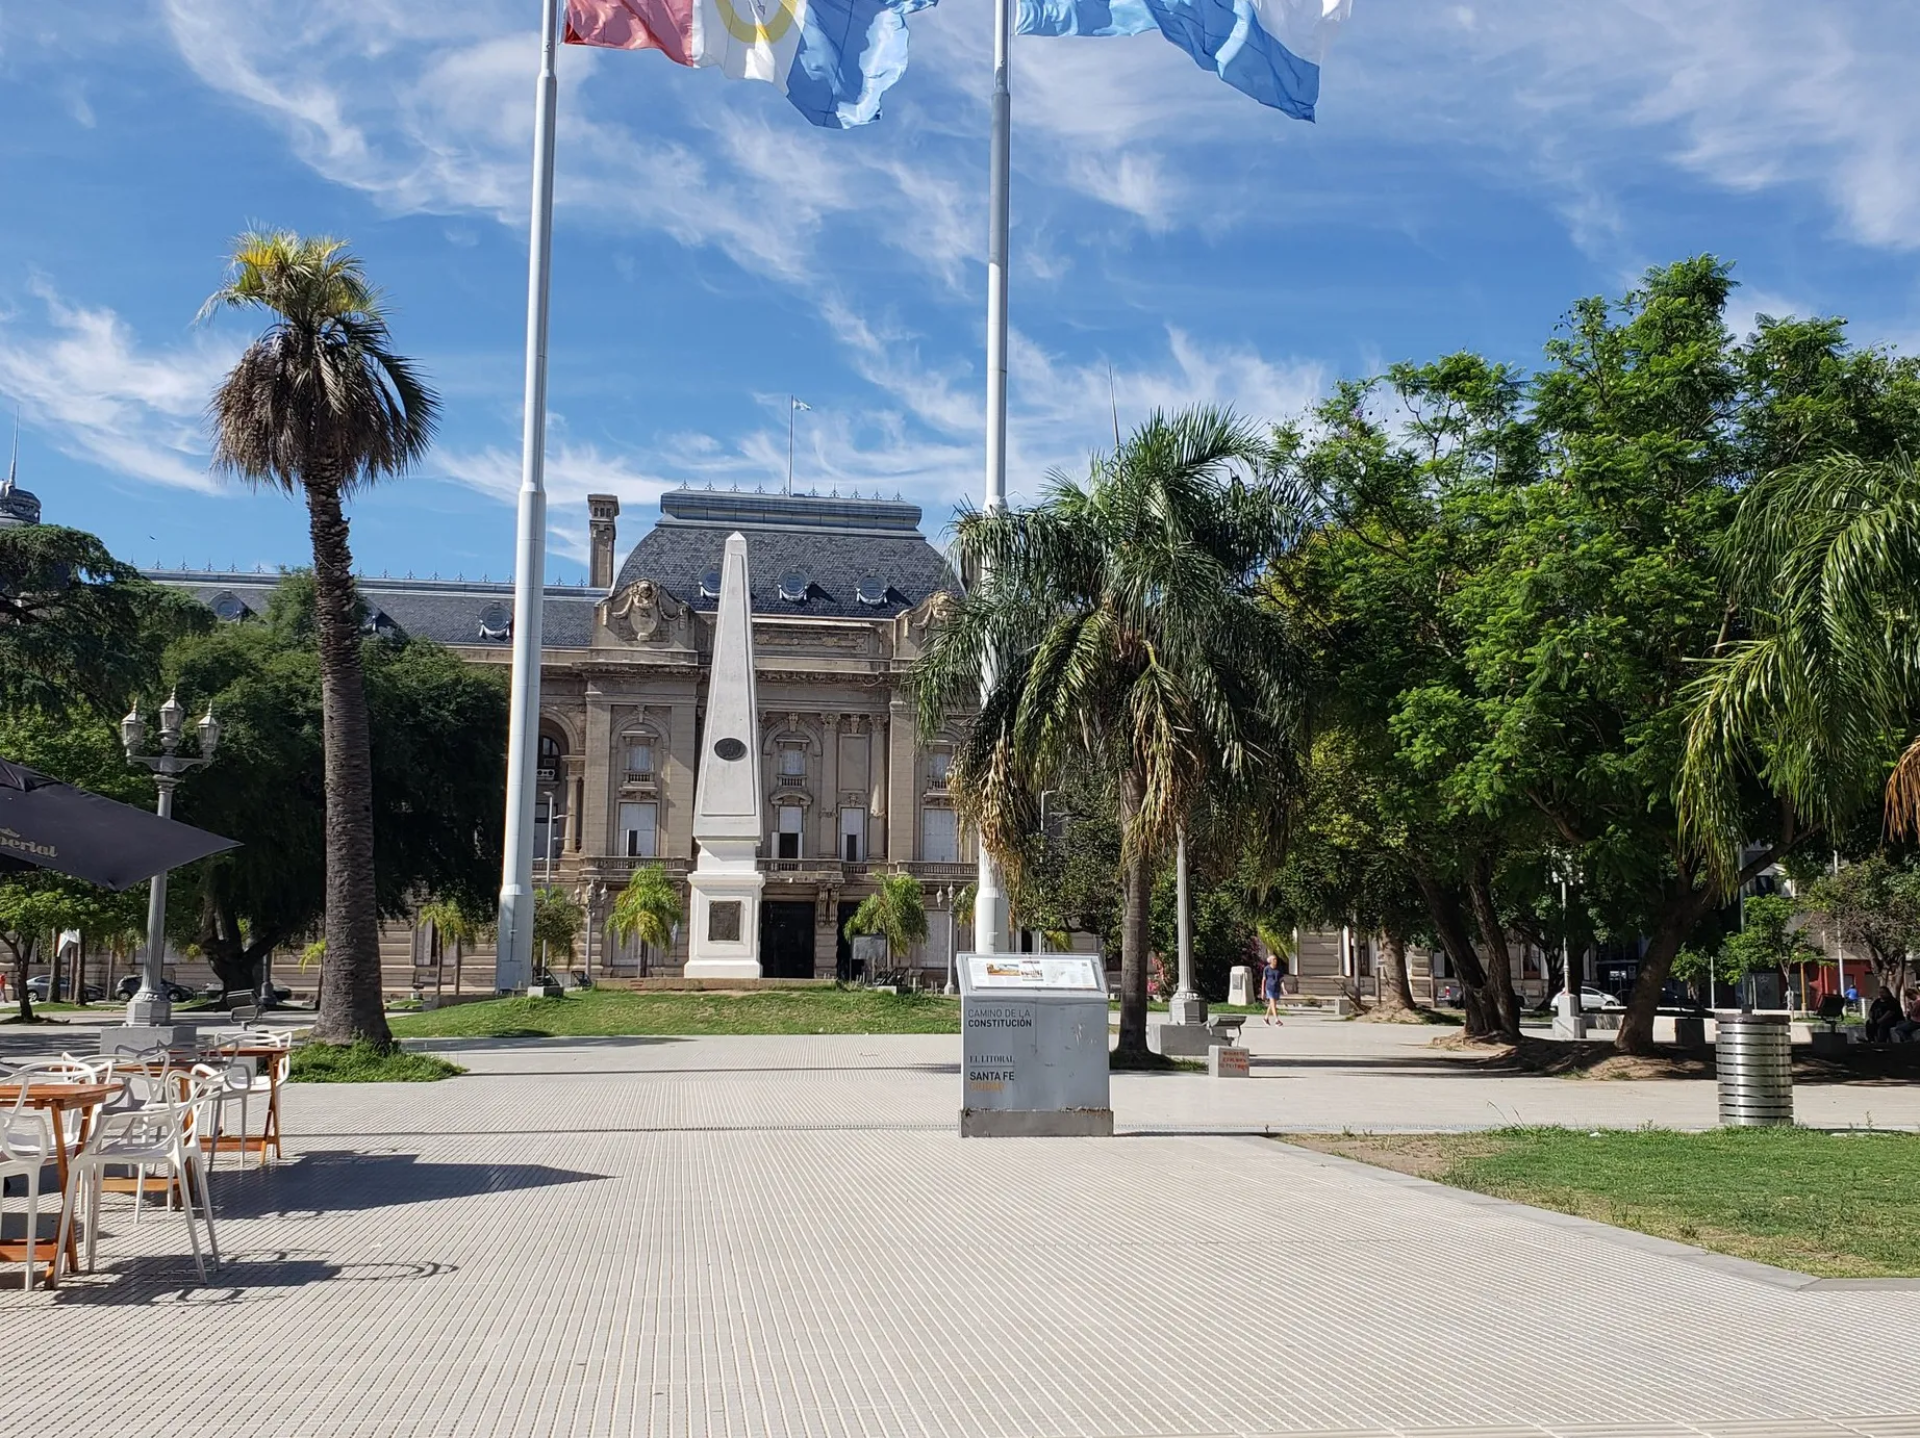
(206, 1151), (610, 1219)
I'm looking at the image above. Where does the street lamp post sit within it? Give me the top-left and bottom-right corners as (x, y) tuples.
(1550, 850), (1585, 1041)
(120, 693), (220, 1026)
(1167, 826), (1206, 1028)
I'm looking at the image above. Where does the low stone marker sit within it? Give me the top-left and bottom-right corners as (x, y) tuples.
(1228, 965), (1253, 1006)
(1208, 1046), (1250, 1078)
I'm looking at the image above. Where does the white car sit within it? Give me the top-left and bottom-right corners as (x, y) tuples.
(1578, 987), (1626, 1011)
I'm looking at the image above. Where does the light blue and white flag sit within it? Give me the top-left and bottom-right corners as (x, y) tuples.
(1016, 0), (1349, 120)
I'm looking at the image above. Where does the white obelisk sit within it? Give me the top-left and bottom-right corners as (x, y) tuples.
(684, 532), (765, 978)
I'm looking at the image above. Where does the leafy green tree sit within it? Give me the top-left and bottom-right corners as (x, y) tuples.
(0, 524), (206, 717)
(844, 872), (930, 960)
(914, 408), (1302, 1060)
(607, 863), (683, 959)
(533, 886), (583, 967)
(0, 709), (158, 1015)
(204, 231), (439, 1048)
(163, 576), (506, 1002)
(1799, 855), (1920, 999)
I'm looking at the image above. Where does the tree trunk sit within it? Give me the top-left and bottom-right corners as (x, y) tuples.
(1410, 864), (1503, 1040)
(48, 944), (61, 1008)
(1465, 856), (1522, 1041)
(1373, 931), (1418, 1018)
(1115, 772), (1152, 1059)
(9, 936), (34, 1021)
(305, 476), (393, 1048)
(74, 935), (88, 1005)
(1616, 894), (1711, 1054)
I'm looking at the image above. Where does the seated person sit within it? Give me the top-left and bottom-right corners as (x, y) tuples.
(1867, 990), (1901, 1041)
(1895, 989), (1920, 1044)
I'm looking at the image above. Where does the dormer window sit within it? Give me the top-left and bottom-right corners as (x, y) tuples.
(778, 569), (810, 603)
(478, 601), (512, 641)
(699, 569), (722, 600)
(856, 576), (888, 607)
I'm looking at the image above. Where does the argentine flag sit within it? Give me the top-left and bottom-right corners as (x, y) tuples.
(567, 0), (933, 128)
(1018, 0), (1349, 120)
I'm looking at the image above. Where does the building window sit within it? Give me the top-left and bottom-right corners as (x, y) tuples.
(921, 807), (958, 863)
(927, 750), (952, 786)
(535, 795), (567, 869)
(839, 807), (866, 863)
(623, 740), (654, 778)
(775, 804), (803, 860)
(779, 743), (807, 778)
(537, 734), (562, 783)
(619, 801), (657, 858)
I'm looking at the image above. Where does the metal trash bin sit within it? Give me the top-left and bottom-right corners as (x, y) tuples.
(1716, 1012), (1792, 1127)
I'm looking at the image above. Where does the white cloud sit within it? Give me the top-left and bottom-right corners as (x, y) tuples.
(434, 441), (678, 562)
(0, 282), (237, 492)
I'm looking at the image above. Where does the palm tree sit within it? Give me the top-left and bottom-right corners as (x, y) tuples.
(204, 232), (438, 1047)
(843, 872), (929, 963)
(417, 898), (490, 997)
(1680, 451), (1920, 883)
(607, 864), (683, 969)
(913, 408), (1302, 1059)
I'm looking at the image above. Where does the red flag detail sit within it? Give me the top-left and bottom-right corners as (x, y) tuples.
(565, 0), (697, 68)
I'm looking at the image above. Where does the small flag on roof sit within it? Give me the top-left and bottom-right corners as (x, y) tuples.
(1017, 0), (1349, 120)
(566, 0), (934, 128)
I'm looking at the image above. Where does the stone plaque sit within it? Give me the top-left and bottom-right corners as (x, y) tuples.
(1208, 1046), (1251, 1079)
(708, 900), (742, 943)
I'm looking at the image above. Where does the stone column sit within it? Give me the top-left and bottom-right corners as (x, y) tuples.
(664, 701), (698, 860)
(564, 757), (586, 852)
(867, 714), (887, 860)
(582, 694), (614, 859)
(818, 712), (840, 863)
(887, 693), (916, 863)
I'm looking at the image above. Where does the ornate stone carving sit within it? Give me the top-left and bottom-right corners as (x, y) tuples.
(600, 579), (684, 644)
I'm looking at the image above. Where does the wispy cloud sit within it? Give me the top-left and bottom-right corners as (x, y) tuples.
(0, 281), (237, 492)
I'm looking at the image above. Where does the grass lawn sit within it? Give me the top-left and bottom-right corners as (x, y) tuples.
(388, 987), (962, 1039)
(1292, 1127), (1920, 1279)
(290, 1042), (466, 1083)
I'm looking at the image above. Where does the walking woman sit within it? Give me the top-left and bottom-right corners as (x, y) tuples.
(1262, 950), (1286, 1025)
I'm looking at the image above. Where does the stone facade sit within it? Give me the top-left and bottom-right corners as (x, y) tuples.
(151, 487), (977, 990)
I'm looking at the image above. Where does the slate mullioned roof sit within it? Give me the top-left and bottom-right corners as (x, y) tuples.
(145, 573), (599, 649)
(614, 488), (958, 619)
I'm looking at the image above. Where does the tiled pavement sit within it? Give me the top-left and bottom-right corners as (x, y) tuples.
(6, 1027), (1920, 1437)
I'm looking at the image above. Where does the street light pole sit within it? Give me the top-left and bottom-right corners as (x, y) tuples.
(1168, 826), (1206, 1027)
(120, 694), (220, 1026)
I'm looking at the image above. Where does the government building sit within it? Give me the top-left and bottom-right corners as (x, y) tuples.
(152, 487), (981, 990)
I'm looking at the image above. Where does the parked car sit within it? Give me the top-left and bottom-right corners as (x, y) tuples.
(113, 975), (197, 1003)
(1578, 986), (1626, 1011)
(24, 976), (105, 1002)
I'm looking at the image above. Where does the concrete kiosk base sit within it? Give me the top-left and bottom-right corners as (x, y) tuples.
(1153, 1021), (1217, 1058)
(99, 1023), (198, 1055)
(959, 1107), (1115, 1138)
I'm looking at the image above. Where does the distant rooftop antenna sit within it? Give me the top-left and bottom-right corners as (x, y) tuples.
(3, 406), (17, 493)
(1107, 362), (1121, 450)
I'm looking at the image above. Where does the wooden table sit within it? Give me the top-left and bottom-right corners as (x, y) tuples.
(200, 1046), (289, 1166)
(0, 1081), (116, 1287)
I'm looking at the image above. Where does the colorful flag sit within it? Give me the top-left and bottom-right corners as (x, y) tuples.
(791, 397), (812, 411)
(1016, 0), (1349, 120)
(566, 0), (935, 128)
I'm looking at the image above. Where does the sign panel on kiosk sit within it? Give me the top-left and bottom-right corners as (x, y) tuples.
(957, 953), (1114, 1137)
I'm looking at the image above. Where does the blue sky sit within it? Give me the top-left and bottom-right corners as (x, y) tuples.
(3, 0), (1919, 583)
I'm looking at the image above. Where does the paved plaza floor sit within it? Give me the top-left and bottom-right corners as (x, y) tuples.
(8, 1015), (1920, 1437)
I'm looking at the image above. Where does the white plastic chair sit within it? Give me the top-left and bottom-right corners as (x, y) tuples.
(208, 1032), (291, 1167)
(57, 1075), (221, 1283)
(0, 1083), (56, 1289)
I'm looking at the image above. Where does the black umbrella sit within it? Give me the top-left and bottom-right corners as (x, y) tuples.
(0, 757), (238, 891)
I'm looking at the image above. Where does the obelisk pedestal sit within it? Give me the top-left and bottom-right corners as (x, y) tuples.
(684, 531), (764, 979)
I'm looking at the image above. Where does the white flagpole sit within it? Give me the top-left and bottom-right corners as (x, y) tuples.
(972, 0), (1013, 955)
(496, 0), (562, 993)
(788, 397), (795, 496)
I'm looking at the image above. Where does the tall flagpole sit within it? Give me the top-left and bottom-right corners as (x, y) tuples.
(496, 0), (562, 993)
(972, 0), (1013, 955)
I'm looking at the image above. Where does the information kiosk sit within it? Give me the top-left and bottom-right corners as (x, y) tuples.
(957, 953), (1114, 1137)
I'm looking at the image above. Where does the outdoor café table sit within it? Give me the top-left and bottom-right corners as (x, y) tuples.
(0, 1079), (116, 1287)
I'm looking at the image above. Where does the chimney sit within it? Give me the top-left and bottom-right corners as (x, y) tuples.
(588, 494), (620, 590)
